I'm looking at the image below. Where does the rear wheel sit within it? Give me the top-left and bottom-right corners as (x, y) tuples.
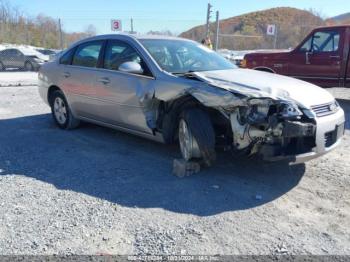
(24, 61), (34, 71)
(178, 108), (216, 167)
(254, 67), (274, 73)
(50, 90), (80, 129)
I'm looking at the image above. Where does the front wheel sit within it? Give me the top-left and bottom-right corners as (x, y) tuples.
(50, 90), (80, 129)
(178, 108), (216, 167)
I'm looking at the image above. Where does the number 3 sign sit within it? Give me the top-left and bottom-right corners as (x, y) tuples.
(111, 20), (122, 31)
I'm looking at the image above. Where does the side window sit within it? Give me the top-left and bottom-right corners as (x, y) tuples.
(59, 48), (76, 65)
(312, 31), (340, 52)
(103, 40), (151, 76)
(6, 49), (15, 56)
(300, 36), (312, 52)
(14, 50), (22, 56)
(104, 41), (129, 70)
(1, 50), (10, 56)
(72, 41), (103, 68)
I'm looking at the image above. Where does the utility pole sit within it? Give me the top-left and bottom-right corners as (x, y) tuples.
(273, 26), (278, 49)
(215, 11), (220, 50)
(205, 3), (213, 38)
(130, 18), (134, 34)
(25, 26), (29, 44)
(58, 18), (63, 50)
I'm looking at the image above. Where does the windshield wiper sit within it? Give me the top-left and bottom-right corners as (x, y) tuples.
(172, 70), (196, 76)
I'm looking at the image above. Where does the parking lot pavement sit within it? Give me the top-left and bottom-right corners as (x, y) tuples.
(0, 84), (349, 255)
(0, 72), (38, 87)
(326, 88), (350, 101)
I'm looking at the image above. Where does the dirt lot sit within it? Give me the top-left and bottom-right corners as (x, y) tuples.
(0, 74), (349, 255)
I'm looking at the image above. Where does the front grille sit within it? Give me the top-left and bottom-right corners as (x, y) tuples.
(324, 130), (337, 147)
(311, 103), (335, 117)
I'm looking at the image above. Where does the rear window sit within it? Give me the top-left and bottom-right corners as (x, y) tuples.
(59, 48), (75, 65)
(72, 41), (103, 68)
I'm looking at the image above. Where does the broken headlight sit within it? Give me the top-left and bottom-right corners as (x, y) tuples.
(278, 102), (303, 119)
(238, 98), (272, 125)
(302, 108), (316, 119)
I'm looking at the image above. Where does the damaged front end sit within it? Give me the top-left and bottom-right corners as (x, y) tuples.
(139, 71), (318, 162)
(227, 98), (316, 161)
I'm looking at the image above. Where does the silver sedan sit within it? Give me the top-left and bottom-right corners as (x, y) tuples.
(38, 34), (345, 166)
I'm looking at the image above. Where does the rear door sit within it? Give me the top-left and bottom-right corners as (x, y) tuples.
(4, 49), (17, 68)
(289, 28), (343, 87)
(57, 40), (105, 119)
(0, 50), (10, 67)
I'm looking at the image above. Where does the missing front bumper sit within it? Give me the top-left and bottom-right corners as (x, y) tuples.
(262, 110), (345, 164)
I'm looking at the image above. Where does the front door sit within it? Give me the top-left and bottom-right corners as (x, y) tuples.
(13, 50), (26, 68)
(289, 28), (343, 87)
(93, 39), (155, 134)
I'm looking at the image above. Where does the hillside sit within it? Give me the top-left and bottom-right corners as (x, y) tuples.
(326, 12), (350, 25)
(180, 7), (325, 50)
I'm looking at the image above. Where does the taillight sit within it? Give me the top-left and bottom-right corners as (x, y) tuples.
(240, 59), (247, 68)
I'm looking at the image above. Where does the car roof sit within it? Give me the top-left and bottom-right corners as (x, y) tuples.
(135, 35), (190, 41)
(73, 34), (193, 46)
(314, 24), (350, 30)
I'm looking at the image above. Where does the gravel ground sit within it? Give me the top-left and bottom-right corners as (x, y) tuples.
(0, 79), (349, 255)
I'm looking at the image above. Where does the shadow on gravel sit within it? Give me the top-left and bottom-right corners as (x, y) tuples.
(0, 114), (306, 216)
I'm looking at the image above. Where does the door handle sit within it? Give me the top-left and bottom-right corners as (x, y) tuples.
(63, 72), (71, 78)
(329, 55), (340, 59)
(97, 77), (110, 84)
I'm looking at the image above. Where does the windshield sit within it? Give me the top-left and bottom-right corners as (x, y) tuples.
(140, 39), (236, 74)
(19, 49), (39, 56)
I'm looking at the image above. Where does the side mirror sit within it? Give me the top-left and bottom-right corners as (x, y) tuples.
(118, 61), (143, 74)
(305, 51), (313, 65)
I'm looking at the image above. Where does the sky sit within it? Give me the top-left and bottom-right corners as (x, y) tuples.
(9, 0), (350, 34)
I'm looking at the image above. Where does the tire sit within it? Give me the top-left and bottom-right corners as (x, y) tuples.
(24, 61), (34, 71)
(50, 90), (80, 130)
(178, 108), (216, 167)
(0, 61), (4, 71)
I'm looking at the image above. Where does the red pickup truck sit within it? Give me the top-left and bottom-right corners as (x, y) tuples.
(242, 25), (350, 88)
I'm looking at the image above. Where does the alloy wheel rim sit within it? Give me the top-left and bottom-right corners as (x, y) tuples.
(179, 119), (193, 161)
(53, 97), (67, 125)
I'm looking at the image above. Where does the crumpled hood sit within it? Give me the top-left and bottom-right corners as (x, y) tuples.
(194, 69), (335, 108)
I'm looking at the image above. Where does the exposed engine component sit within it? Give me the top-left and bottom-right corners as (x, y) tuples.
(230, 98), (314, 153)
(231, 111), (267, 149)
(282, 121), (315, 137)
